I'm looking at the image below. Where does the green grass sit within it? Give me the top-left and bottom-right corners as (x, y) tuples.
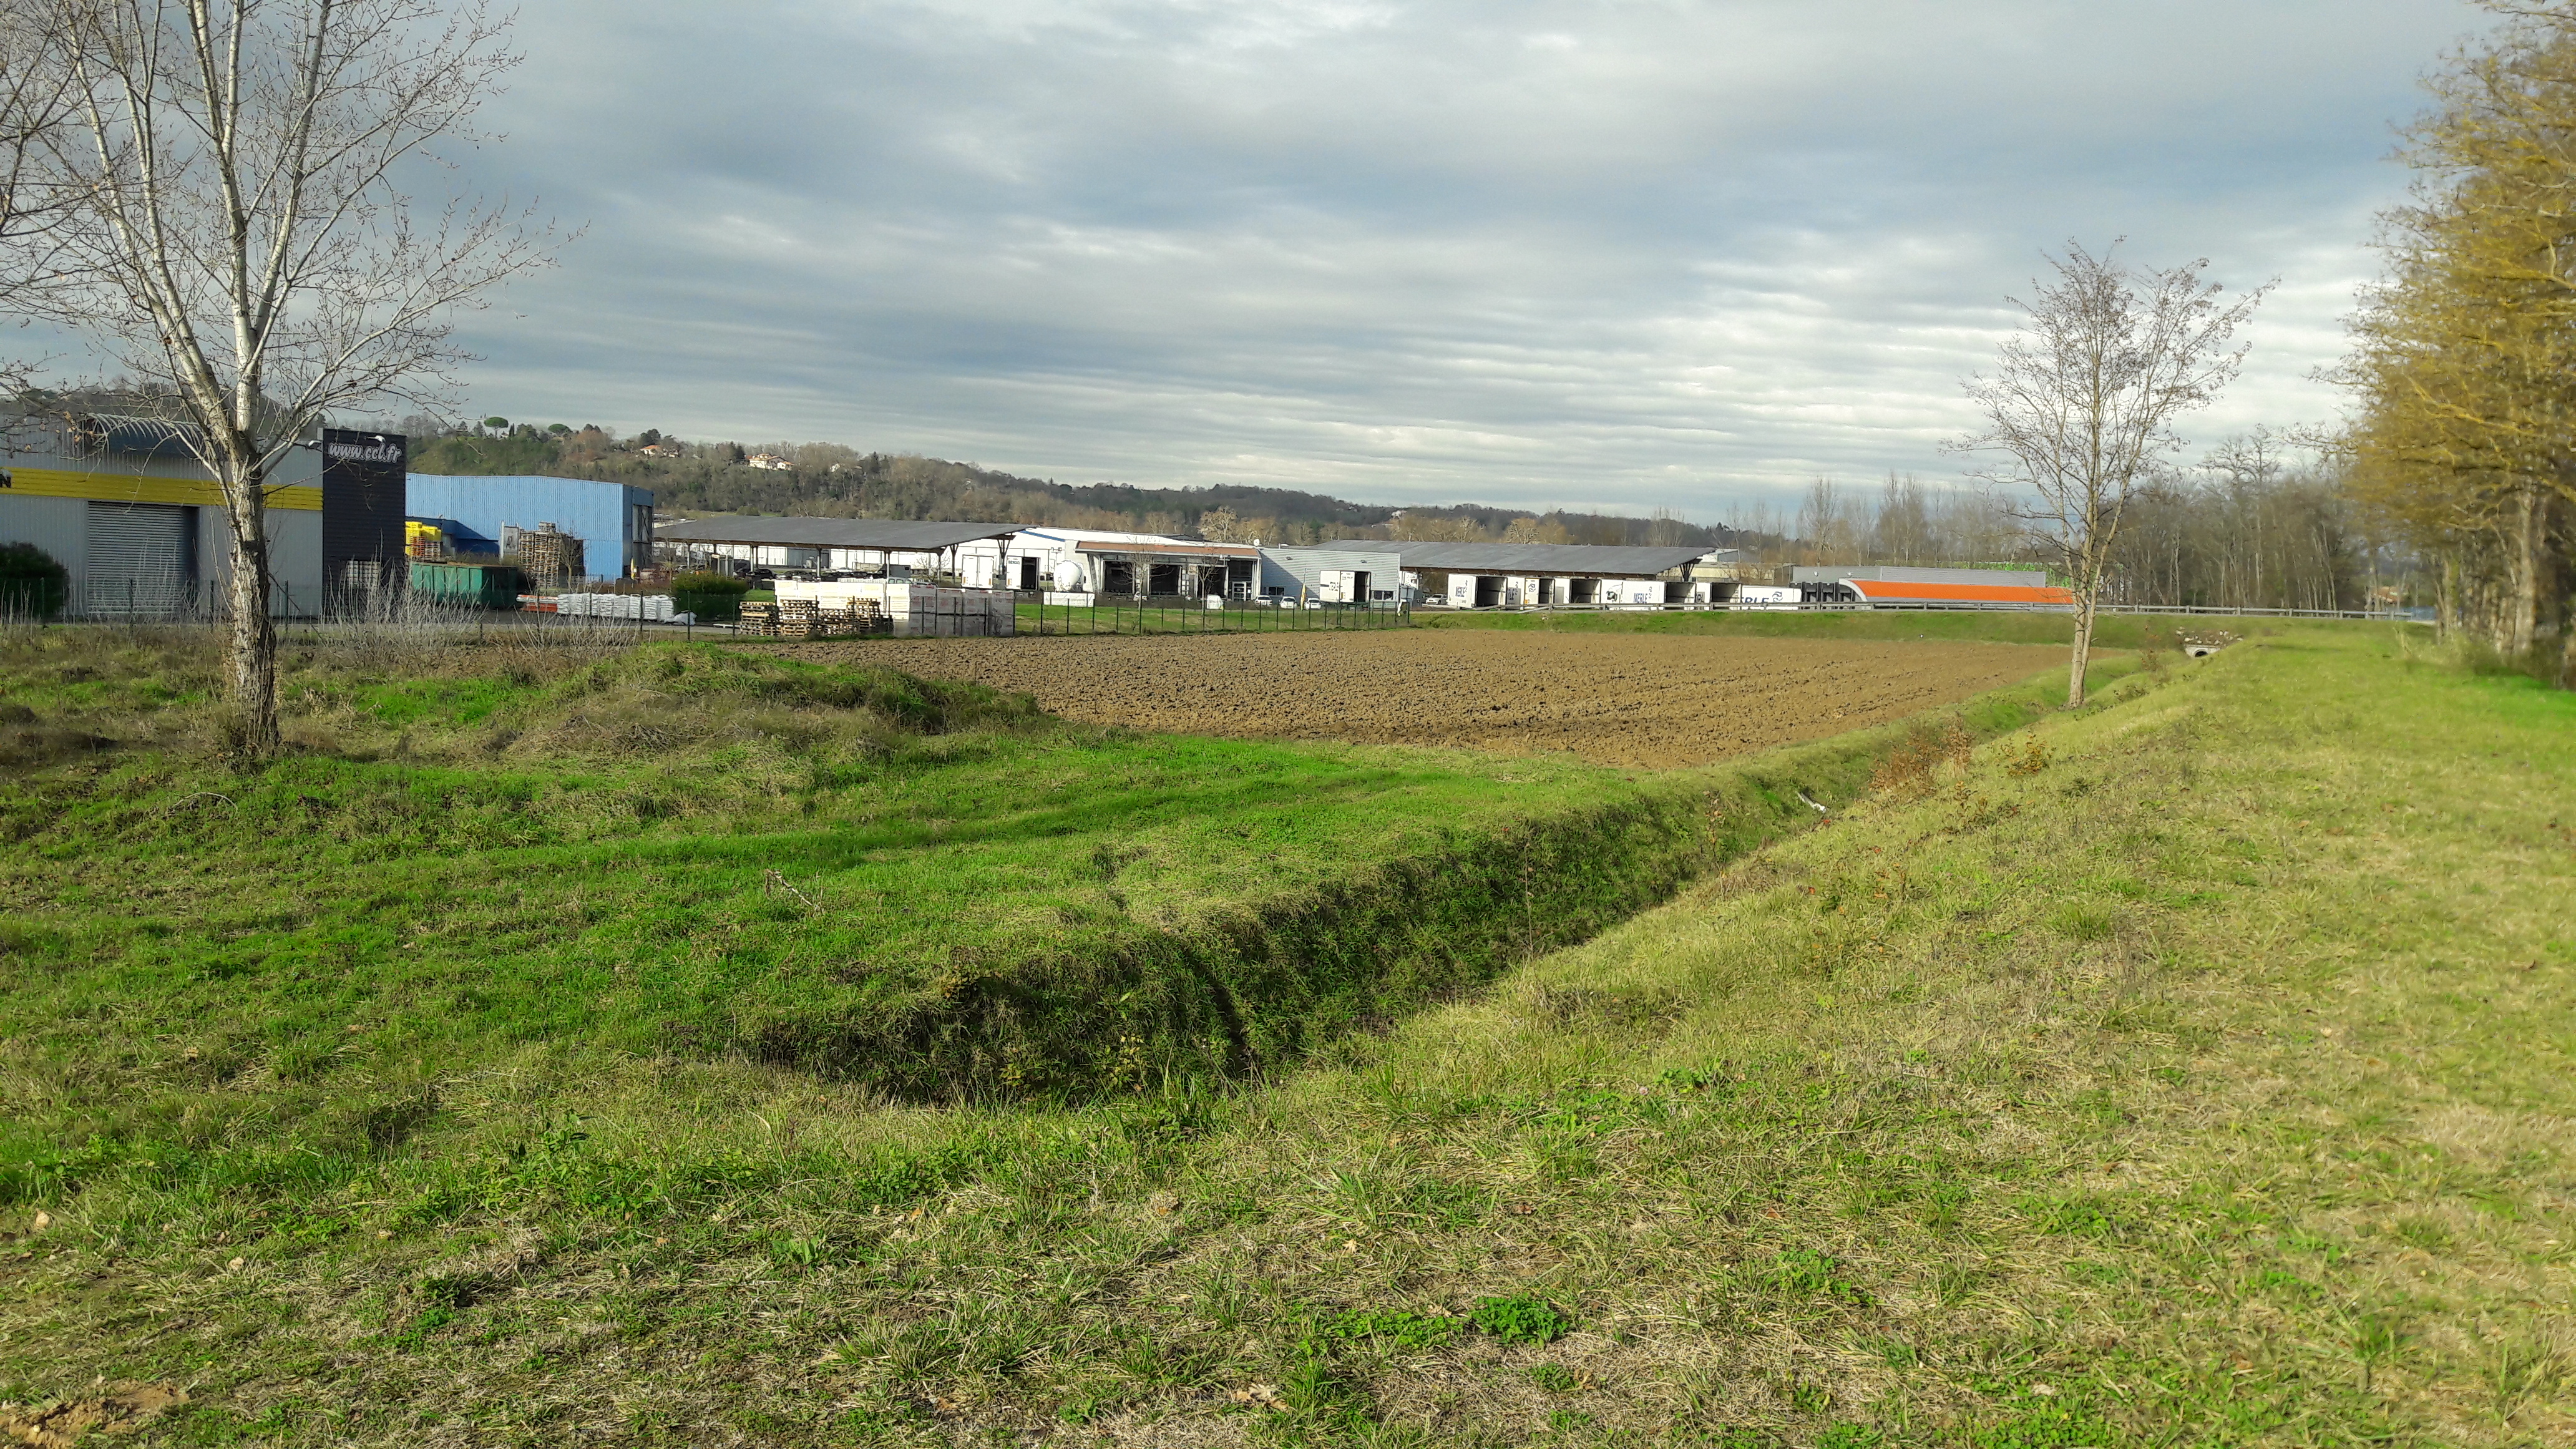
(1418, 605), (2281, 650)
(0, 623), (2086, 1253)
(10, 620), (2556, 1448)
(0, 624), (1993, 1117)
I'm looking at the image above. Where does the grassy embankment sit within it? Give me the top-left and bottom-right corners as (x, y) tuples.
(0, 619), (2105, 1441)
(1419, 605), (2273, 650)
(0, 628), (1746, 1113)
(14, 620), (2559, 1449)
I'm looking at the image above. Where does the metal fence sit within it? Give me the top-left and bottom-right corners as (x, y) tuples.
(10, 584), (728, 648)
(895, 587), (1015, 637)
(1017, 595), (1411, 636)
(739, 587), (1017, 640)
(52, 573), (447, 622)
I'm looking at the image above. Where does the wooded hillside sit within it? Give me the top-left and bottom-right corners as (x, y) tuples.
(405, 421), (1745, 547)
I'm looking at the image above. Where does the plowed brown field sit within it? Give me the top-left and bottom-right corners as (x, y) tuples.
(791, 630), (2051, 768)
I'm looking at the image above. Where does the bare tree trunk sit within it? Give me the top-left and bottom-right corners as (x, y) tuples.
(2507, 486), (2544, 657)
(218, 450), (280, 751)
(2067, 608), (2094, 706)
(2067, 573), (2097, 707)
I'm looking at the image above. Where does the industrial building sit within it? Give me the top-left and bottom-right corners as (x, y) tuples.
(955, 527), (1261, 598)
(1314, 540), (1717, 608)
(654, 515), (1016, 580)
(407, 474), (655, 582)
(1788, 565), (2071, 609)
(1257, 545), (1406, 605)
(0, 414), (406, 617)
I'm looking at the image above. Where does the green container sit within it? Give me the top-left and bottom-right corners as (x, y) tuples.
(409, 560), (524, 610)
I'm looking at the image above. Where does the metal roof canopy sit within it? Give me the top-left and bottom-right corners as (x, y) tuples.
(1075, 539), (1258, 557)
(1314, 540), (1709, 576)
(654, 517), (1018, 550)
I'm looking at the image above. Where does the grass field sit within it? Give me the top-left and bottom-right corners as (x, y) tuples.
(6, 618), (2565, 1448)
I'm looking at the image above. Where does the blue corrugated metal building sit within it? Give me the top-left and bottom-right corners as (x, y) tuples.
(405, 474), (654, 581)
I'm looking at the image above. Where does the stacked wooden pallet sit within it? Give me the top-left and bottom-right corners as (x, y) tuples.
(775, 598), (821, 638)
(736, 598), (893, 638)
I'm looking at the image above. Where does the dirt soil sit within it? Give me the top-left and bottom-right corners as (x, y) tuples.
(790, 630), (2052, 768)
(0, 1383), (187, 1448)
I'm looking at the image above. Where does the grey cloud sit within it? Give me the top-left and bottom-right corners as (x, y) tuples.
(442, 0), (2477, 515)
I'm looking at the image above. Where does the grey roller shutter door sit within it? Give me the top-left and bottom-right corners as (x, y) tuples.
(85, 502), (196, 617)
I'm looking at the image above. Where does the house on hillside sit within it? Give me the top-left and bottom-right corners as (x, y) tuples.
(746, 452), (794, 471)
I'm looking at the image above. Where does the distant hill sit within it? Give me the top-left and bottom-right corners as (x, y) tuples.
(404, 423), (1745, 549)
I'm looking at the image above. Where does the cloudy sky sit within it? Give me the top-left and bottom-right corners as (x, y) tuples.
(450, 0), (2480, 519)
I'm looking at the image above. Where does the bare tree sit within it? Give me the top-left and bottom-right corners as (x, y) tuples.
(1950, 242), (2268, 706)
(1194, 505), (1252, 543)
(0, 3), (90, 401)
(4, 0), (555, 752)
(1795, 476), (1847, 564)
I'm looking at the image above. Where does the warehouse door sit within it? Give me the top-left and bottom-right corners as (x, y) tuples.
(1148, 562), (1181, 596)
(86, 502), (197, 617)
(1018, 556), (1039, 591)
(1473, 575), (1501, 608)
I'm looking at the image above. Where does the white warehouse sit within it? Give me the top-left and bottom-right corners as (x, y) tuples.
(1310, 540), (1719, 608)
(957, 527), (1259, 598)
(1256, 545), (1407, 605)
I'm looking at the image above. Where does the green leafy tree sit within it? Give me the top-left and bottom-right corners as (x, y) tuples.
(0, 542), (69, 620)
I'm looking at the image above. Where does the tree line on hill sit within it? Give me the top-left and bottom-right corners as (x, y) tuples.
(400, 416), (1752, 551)
(406, 416), (2399, 613)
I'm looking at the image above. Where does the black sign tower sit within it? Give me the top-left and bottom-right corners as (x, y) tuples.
(320, 429), (407, 608)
